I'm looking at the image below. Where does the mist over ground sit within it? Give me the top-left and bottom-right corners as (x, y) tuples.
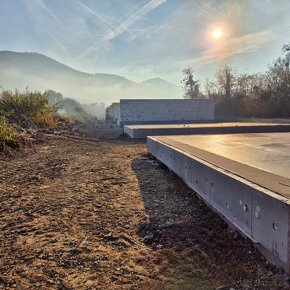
(0, 51), (182, 105)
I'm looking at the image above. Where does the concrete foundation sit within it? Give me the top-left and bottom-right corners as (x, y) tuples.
(125, 122), (290, 138)
(147, 133), (290, 272)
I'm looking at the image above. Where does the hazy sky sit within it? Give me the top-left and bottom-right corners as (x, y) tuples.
(0, 0), (290, 84)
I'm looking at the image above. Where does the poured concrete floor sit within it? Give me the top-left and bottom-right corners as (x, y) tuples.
(127, 122), (287, 129)
(164, 133), (290, 179)
(151, 132), (290, 198)
(125, 122), (290, 138)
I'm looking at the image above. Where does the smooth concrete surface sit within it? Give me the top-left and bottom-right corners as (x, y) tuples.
(147, 132), (290, 272)
(125, 122), (290, 138)
(119, 99), (214, 126)
(159, 133), (290, 181)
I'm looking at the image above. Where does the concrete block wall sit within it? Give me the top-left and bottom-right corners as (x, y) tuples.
(119, 99), (214, 126)
(147, 136), (290, 272)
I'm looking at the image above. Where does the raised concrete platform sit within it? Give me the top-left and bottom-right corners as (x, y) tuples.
(147, 133), (290, 272)
(125, 122), (290, 138)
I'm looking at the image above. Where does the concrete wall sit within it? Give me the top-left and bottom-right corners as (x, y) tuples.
(106, 103), (120, 123)
(119, 99), (214, 126)
(147, 136), (290, 272)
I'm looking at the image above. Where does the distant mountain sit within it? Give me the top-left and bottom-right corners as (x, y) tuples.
(143, 77), (176, 86)
(143, 77), (179, 90)
(0, 51), (181, 104)
(0, 51), (134, 86)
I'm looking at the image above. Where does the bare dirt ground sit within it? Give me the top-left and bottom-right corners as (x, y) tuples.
(0, 131), (289, 289)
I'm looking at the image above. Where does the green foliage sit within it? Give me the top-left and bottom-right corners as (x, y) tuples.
(0, 90), (57, 127)
(0, 116), (18, 148)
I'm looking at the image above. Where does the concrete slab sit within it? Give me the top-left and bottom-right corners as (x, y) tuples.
(147, 132), (290, 272)
(125, 122), (290, 138)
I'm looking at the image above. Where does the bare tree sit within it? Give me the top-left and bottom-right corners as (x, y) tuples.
(216, 65), (235, 100)
(181, 67), (200, 99)
(206, 43), (290, 118)
(282, 42), (290, 69)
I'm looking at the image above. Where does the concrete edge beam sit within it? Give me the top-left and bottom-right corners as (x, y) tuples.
(147, 136), (290, 272)
(126, 124), (290, 138)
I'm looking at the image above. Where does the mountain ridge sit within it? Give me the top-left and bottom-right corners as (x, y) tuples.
(0, 51), (181, 103)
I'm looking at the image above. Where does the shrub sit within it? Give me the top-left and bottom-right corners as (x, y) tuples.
(58, 114), (75, 123)
(0, 116), (18, 148)
(0, 90), (57, 128)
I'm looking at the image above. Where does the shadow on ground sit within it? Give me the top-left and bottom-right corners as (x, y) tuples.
(131, 156), (287, 290)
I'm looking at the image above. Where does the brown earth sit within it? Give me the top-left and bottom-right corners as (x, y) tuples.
(0, 131), (289, 290)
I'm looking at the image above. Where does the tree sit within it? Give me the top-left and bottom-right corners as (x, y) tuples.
(282, 42), (290, 69)
(282, 43), (290, 52)
(264, 57), (290, 117)
(216, 65), (235, 100)
(45, 90), (63, 107)
(181, 67), (200, 99)
(206, 44), (290, 118)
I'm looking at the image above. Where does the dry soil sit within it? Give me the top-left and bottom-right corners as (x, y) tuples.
(0, 132), (289, 289)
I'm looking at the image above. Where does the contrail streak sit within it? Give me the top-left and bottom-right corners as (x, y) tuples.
(102, 0), (167, 41)
(75, 0), (167, 61)
(78, 1), (114, 30)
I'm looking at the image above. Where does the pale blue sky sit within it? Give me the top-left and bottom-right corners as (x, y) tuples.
(0, 0), (289, 84)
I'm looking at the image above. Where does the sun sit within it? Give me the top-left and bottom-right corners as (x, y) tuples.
(212, 27), (222, 40)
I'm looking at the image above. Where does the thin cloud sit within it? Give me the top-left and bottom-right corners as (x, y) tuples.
(22, 0), (67, 54)
(78, 1), (114, 30)
(23, 0), (63, 31)
(75, 0), (167, 61)
(127, 24), (168, 40)
(195, 0), (221, 20)
(35, 0), (63, 27)
(102, 0), (167, 41)
(183, 30), (276, 66)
